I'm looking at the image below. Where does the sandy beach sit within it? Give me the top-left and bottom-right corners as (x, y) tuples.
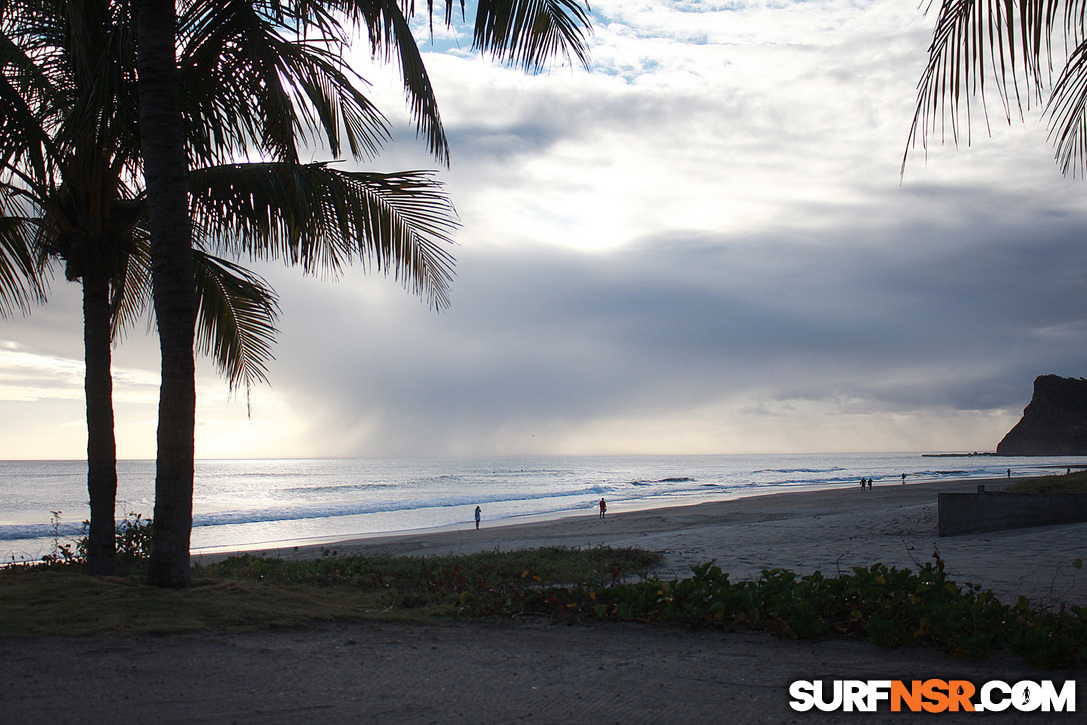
(4, 478), (1085, 724)
(223, 478), (1087, 605)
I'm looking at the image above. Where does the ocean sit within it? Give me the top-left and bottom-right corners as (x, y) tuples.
(2, 452), (1084, 563)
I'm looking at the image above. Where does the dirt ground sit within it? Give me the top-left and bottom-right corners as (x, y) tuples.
(1, 620), (1082, 724)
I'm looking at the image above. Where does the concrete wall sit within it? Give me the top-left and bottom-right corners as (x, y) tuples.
(938, 492), (1087, 536)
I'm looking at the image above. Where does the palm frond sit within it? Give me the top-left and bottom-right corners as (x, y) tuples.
(467, 0), (592, 73)
(0, 213), (46, 316)
(179, 0), (390, 164)
(192, 249), (280, 395)
(906, 0), (1083, 170)
(1048, 37), (1087, 174)
(109, 222), (152, 340)
(326, 0), (450, 164)
(0, 29), (61, 185)
(94, 209), (278, 393)
(189, 162), (457, 309)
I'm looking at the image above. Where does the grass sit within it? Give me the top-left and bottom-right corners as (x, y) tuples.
(1001, 469), (1087, 494)
(0, 569), (380, 636)
(0, 546), (661, 637)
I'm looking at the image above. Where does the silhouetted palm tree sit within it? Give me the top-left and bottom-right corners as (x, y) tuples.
(134, 0), (592, 587)
(909, 0), (1087, 175)
(1, 0), (284, 574)
(3, 0), (460, 580)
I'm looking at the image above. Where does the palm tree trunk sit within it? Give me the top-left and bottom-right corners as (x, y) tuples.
(135, 0), (196, 588)
(82, 268), (117, 576)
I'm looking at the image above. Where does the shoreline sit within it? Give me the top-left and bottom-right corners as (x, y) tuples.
(196, 477), (978, 558)
(199, 478), (1087, 604)
(189, 472), (1012, 557)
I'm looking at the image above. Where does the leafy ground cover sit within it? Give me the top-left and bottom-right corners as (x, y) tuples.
(524, 558), (1087, 669)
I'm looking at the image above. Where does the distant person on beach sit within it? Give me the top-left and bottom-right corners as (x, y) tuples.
(599, 498), (607, 518)
(1007, 469), (1011, 478)
(474, 505), (481, 530)
(901, 473), (906, 484)
(860, 478), (866, 491)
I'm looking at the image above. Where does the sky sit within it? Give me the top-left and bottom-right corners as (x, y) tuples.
(4, 0), (1087, 460)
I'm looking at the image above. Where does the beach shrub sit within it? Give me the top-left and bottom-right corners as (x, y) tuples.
(511, 555), (1087, 669)
(110, 512), (154, 565)
(39, 511), (80, 566)
(5, 511), (153, 573)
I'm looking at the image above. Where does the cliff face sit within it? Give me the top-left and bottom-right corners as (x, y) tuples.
(997, 375), (1087, 456)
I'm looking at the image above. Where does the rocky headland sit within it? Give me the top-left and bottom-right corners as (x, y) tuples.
(997, 374), (1087, 456)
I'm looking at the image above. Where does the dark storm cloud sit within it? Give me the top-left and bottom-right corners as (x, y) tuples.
(255, 173), (1087, 454)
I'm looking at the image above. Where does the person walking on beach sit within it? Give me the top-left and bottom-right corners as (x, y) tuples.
(474, 505), (481, 530)
(599, 498), (607, 519)
(902, 473), (906, 484)
(860, 478), (866, 491)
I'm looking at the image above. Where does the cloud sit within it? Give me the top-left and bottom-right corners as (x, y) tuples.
(5, 0), (1086, 459)
(256, 175), (1087, 455)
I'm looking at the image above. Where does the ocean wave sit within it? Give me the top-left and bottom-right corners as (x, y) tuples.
(0, 521), (83, 542)
(190, 486), (612, 530)
(279, 482), (403, 494)
(630, 476), (696, 486)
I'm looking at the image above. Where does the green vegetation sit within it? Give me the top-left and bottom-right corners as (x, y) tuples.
(532, 559), (1087, 669)
(3, 526), (1085, 668)
(1002, 470), (1087, 495)
(0, 568), (380, 636)
(37, 511), (154, 569)
(0, 546), (660, 636)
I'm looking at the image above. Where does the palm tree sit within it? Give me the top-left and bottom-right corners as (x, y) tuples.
(2, 0), (152, 575)
(133, 0), (197, 587)
(3, 0), (460, 580)
(133, 0), (592, 587)
(908, 0), (1087, 175)
(1, 0), (283, 574)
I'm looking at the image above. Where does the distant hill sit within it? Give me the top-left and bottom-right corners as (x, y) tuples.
(997, 375), (1087, 456)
